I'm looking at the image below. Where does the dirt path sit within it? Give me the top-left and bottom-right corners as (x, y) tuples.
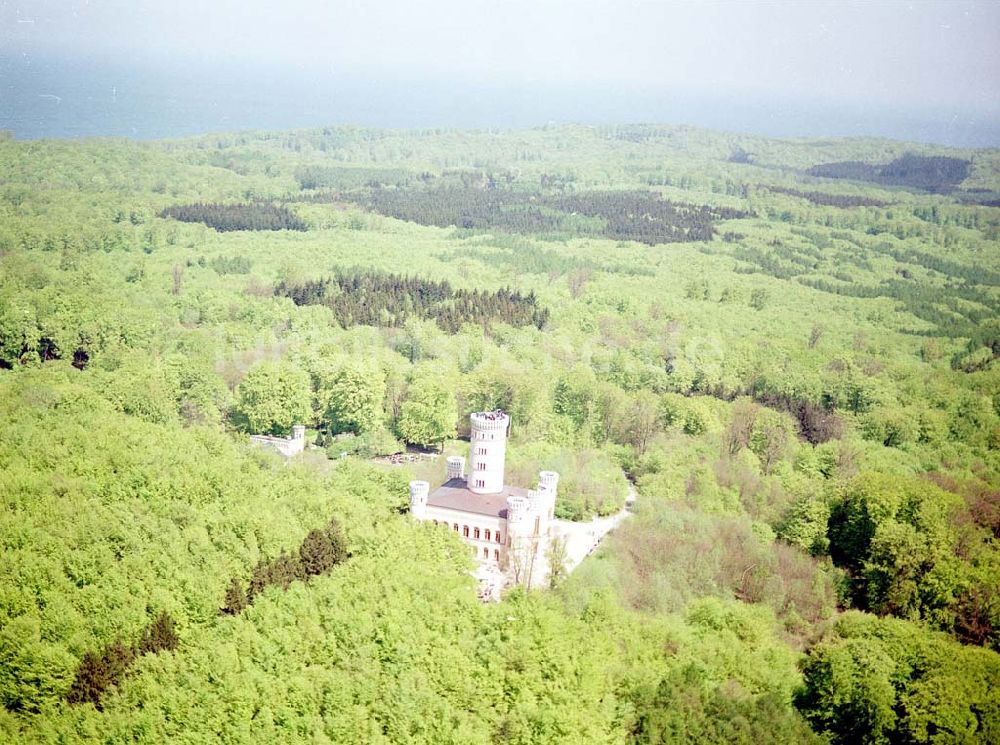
(550, 479), (636, 576)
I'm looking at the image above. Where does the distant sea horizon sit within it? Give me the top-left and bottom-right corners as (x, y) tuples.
(2, 53), (998, 148)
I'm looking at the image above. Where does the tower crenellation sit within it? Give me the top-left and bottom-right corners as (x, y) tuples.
(537, 470), (559, 521)
(526, 489), (545, 527)
(505, 495), (529, 529)
(409, 480), (429, 520)
(538, 470), (559, 495)
(409, 411), (565, 593)
(446, 455), (466, 481)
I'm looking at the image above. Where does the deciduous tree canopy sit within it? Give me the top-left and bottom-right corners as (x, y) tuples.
(1, 121), (998, 742)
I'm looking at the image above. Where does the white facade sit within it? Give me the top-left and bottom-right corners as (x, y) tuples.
(409, 480), (429, 520)
(423, 504), (507, 564)
(408, 411), (560, 590)
(446, 456), (466, 480)
(467, 411), (509, 494)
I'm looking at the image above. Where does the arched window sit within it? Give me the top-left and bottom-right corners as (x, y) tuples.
(485, 529), (491, 541)
(494, 549), (500, 562)
(482, 547), (489, 558)
(463, 525), (470, 538)
(474, 527), (480, 539)
(495, 531), (502, 543)
(453, 523), (459, 532)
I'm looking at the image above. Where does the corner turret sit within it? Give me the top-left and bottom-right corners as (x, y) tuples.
(505, 495), (529, 532)
(409, 480), (429, 520)
(537, 470), (559, 521)
(446, 455), (466, 481)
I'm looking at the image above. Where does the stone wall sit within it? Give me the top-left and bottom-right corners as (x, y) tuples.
(249, 424), (305, 457)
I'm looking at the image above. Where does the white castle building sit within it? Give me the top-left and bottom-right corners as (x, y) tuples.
(250, 424), (306, 457)
(409, 410), (559, 589)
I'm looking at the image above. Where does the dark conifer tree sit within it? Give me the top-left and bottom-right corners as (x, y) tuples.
(221, 577), (248, 615)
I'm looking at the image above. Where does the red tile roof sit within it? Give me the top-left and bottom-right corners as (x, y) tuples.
(427, 478), (531, 518)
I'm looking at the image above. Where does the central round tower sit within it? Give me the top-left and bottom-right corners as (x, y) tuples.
(468, 410), (510, 494)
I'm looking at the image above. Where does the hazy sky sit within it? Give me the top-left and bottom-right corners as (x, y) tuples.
(3, 0), (999, 128)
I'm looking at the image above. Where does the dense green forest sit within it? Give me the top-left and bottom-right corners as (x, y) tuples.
(1, 123), (998, 742)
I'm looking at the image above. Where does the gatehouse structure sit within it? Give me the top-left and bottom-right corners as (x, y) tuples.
(409, 410), (559, 590)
